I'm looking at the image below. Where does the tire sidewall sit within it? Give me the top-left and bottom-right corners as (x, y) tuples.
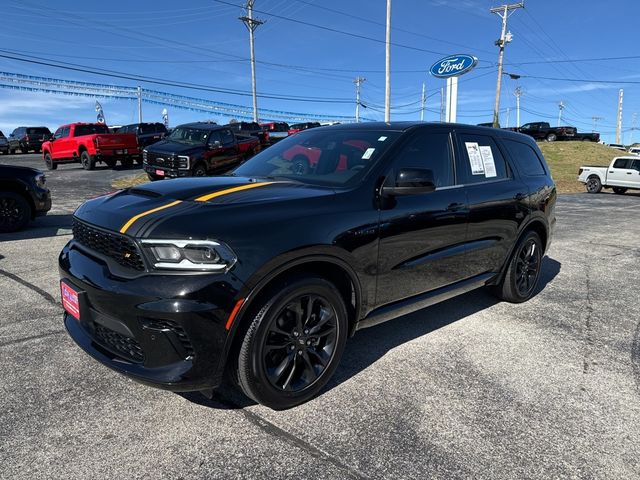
(0, 192), (31, 233)
(80, 151), (93, 170)
(239, 277), (348, 409)
(504, 231), (543, 303)
(586, 176), (602, 193)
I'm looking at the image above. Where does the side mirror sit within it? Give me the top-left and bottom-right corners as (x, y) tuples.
(382, 168), (436, 196)
(209, 140), (221, 149)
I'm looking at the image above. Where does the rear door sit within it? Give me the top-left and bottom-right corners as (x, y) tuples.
(629, 159), (640, 187)
(375, 129), (469, 306)
(607, 158), (635, 187)
(454, 131), (529, 277)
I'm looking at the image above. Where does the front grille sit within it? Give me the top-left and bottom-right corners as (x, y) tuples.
(94, 324), (144, 363)
(143, 318), (195, 358)
(146, 151), (178, 169)
(72, 218), (145, 271)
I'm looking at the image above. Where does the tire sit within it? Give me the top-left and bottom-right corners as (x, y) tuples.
(135, 157), (143, 165)
(613, 187), (627, 195)
(586, 175), (602, 193)
(9, 148), (15, 155)
(192, 163), (207, 177)
(546, 133), (557, 142)
(0, 192), (31, 233)
(493, 231), (543, 303)
(80, 151), (95, 170)
(236, 276), (348, 410)
(582, 138), (591, 142)
(120, 157), (133, 168)
(291, 154), (310, 175)
(44, 153), (57, 170)
(104, 158), (117, 169)
(147, 173), (162, 181)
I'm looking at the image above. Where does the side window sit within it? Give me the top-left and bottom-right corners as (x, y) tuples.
(207, 131), (222, 146)
(502, 139), (546, 176)
(631, 160), (640, 172)
(53, 128), (63, 140)
(613, 158), (630, 169)
(220, 129), (235, 146)
(61, 127), (70, 138)
(393, 132), (454, 188)
(457, 134), (509, 184)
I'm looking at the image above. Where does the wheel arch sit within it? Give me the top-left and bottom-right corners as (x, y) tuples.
(0, 180), (36, 219)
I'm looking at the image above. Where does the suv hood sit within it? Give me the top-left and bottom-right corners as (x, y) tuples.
(74, 176), (335, 237)
(145, 139), (204, 156)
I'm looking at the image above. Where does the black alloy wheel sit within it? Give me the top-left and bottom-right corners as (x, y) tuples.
(0, 192), (31, 233)
(237, 276), (348, 409)
(493, 231), (543, 303)
(193, 163), (207, 177)
(80, 151), (95, 170)
(613, 187), (628, 195)
(514, 237), (542, 298)
(586, 176), (602, 193)
(44, 153), (57, 170)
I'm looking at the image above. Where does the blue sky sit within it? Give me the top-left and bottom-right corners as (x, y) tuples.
(1, 0), (639, 143)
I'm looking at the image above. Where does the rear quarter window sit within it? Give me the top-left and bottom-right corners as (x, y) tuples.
(456, 133), (509, 184)
(502, 139), (547, 176)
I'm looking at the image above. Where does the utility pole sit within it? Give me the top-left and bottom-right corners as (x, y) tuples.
(514, 86), (522, 128)
(591, 116), (603, 133)
(354, 76), (366, 123)
(384, 0), (391, 123)
(616, 89), (624, 144)
(631, 112), (637, 144)
(557, 101), (565, 127)
(239, 0), (264, 123)
(420, 82), (426, 121)
(137, 86), (142, 123)
(490, 2), (524, 128)
(440, 87), (445, 122)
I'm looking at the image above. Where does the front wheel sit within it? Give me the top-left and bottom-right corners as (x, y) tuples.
(192, 163), (207, 177)
(493, 231), (543, 303)
(586, 176), (602, 193)
(546, 133), (557, 142)
(613, 187), (627, 195)
(44, 153), (57, 170)
(236, 276), (348, 410)
(0, 192), (31, 233)
(80, 151), (95, 170)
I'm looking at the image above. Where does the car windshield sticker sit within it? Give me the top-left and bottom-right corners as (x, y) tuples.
(378, 136), (388, 142)
(479, 146), (497, 178)
(465, 142), (485, 175)
(362, 147), (376, 160)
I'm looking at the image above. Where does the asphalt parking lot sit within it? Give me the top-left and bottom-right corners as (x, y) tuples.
(1, 153), (640, 479)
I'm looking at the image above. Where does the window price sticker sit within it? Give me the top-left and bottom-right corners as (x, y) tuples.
(362, 147), (376, 160)
(465, 142), (485, 175)
(479, 146), (497, 178)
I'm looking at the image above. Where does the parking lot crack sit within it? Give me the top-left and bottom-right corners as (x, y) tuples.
(0, 330), (65, 348)
(0, 268), (60, 307)
(582, 266), (595, 376)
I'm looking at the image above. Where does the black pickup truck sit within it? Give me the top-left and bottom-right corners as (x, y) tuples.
(515, 122), (577, 142)
(143, 122), (261, 180)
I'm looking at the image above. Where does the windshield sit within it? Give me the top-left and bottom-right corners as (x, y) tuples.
(167, 127), (211, 145)
(233, 128), (401, 187)
(75, 124), (109, 136)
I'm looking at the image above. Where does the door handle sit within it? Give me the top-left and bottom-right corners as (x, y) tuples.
(446, 202), (465, 212)
(627, 172), (633, 175)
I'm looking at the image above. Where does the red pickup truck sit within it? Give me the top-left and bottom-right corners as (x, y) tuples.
(42, 123), (140, 170)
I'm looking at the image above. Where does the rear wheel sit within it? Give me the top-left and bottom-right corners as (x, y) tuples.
(586, 176), (602, 193)
(80, 151), (95, 170)
(493, 231), (543, 303)
(613, 187), (627, 195)
(104, 158), (117, 169)
(120, 157), (133, 168)
(236, 276), (348, 410)
(0, 192), (31, 233)
(44, 153), (57, 170)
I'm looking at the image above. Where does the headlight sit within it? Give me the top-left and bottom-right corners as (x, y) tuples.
(142, 149), (148, 162)
(140, 239), (236, 272)
(34, 173), (46, 188)
(177, 155), (190, 169)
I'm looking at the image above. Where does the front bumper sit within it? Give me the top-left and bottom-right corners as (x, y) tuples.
(32, 187), (52, 216)
(59, 240), (245, 391)
(144, 164), (191, 179)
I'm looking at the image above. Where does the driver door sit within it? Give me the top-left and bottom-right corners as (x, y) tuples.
(375, 129), (469, 307)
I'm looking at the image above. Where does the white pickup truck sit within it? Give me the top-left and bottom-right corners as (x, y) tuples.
(578, 156), (640, 194)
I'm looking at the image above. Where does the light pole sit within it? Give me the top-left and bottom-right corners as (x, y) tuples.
(514, 86), (522, 128)
(384, 0), (391, 123)
(239, 1), (264, 123)
(354, 76), (366, 123)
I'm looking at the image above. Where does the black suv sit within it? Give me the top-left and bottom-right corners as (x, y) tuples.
(117, 123), (168, 150)
(59, 122), (556, 409)
(0, 164), (52, 232)
(8, 126), (52, 154)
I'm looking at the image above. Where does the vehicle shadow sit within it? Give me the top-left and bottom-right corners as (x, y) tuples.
(180, 257), (562, 410)
(1, 214), (74, 241)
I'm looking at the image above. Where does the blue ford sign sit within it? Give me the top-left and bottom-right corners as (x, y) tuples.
(430, 54), (478, 79)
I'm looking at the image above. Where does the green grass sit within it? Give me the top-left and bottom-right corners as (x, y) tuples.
(538, 141), (620, 193)
(110, 141), (623, 194)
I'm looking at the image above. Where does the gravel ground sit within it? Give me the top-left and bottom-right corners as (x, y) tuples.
(1, 153), (639, 479)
